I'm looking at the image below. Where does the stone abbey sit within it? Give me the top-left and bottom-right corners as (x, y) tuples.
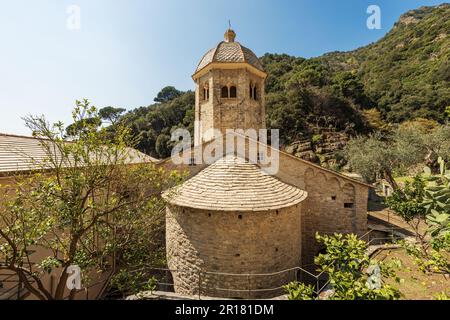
(161, 28), (370, 299)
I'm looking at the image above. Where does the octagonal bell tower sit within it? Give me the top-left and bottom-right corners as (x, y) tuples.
(192, 28), (267, 146)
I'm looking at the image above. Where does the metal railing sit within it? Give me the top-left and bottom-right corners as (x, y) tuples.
(361, 226), (409, 246)
(121, 265), (329, 299)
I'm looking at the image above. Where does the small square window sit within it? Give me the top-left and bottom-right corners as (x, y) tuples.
(344, 203), (354, 208)
(331, 196), (337, 201)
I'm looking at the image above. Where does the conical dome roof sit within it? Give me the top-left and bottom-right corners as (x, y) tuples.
(194, 29), (264, 74)
(164, 155), (307, 212)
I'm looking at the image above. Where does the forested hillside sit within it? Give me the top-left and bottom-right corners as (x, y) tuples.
(119, 87), (195, 158)
(320, 3), (449, 122)
(116, 4), (449, 161)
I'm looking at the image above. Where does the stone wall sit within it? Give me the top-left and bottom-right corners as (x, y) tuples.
(223, 137), (369, 267)
(194, 68), (265, 146)
(195, 73), (215, 146)
(300, 169), (368, 267)
(267, 150), (368, 267)
(166, 204), (302, 298)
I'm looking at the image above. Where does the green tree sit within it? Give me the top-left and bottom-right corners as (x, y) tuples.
(331, 71), (372, 107)
(65, 106), (126, 137)
(116, 90), (194, 158)
(65, 116), (102, 137)
(0, 100), (180, 300)
(154, 86), (182, 103)
(284, 233), (401, 300)
(445, 106), (450, 120)
(284, 282), (314, 300)
(155, 134), (172, 159)
(386, 158), (450, 273)
(99, 106), (126, 125)
(343, 125), (450, 188)
(343, 133), (401, 189)
(362, 108), (389, 131)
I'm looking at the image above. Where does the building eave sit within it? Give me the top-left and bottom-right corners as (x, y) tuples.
(192, 62), (267, 81)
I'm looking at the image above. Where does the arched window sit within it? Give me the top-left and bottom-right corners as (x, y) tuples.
(203, 84), (209, 101)
(249, 82), (258, 100)
(221, 86), (229, 98)
(229, 86), (237, 98)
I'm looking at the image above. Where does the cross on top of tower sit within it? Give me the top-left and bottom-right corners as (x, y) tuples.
(224, 21), (236, 42)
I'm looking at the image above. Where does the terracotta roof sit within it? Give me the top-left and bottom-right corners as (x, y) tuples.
(164, 155), (307, 211)
(195, 41), (264, 74)
(0, 133), (157, 175)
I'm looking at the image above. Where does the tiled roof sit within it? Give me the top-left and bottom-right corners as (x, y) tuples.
(0, 133), (157, 175)
(164, 155), (307, 211)
(195, 41), (264, 74)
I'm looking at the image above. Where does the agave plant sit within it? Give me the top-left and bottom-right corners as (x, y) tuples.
(422, 157), (450, 249)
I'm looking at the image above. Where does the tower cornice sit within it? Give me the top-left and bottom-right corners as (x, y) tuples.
(192, 62), (267, 81)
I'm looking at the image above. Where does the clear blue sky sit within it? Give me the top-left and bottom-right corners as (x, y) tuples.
(0, 0), (445, 135)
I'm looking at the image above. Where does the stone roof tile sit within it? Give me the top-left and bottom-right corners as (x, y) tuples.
(164, 155), (307, 211)
(0, 133), (157, 175)
(195, 41), (264, 74)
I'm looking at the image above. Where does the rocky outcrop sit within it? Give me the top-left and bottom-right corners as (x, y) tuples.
(284, 131), (350, 168)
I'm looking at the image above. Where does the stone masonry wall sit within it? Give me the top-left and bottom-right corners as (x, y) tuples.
(272, 151), (369, 268)
(195, 73), (214, 146)
(195, 68), (265, 145)
(212, 69), (265, 136)
(221, 135), (369, 267)
(166, 204), (302, 299)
